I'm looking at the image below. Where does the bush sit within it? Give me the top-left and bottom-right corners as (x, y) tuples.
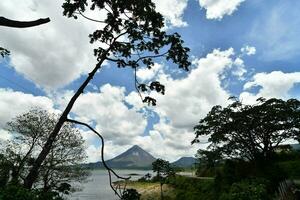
(0, 185), (64, 200)
(121, 189), (141, 200)
(278, 160), (300, 179)
(219, 179), (270, 200)
(169, 176), (215, 200)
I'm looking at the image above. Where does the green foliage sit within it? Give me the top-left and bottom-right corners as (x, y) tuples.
(215, 159), (286, 193)
(0, 185), (37, 200)
(152, 159), (175, 199)
(195, 149), (222, 177)
(152, 159), (175, 181)
(1, 108), (88, 194)
(0, 184), (64, 200)
(138, 173), (152, 182)
(168, 176), (215, 200)
(121, 188), (141, 200)
(219, 179), (269, 200)
(278, 160), (300, 179)
(0, 155), (9, 188)
(193, 98), (300, 162)
(61, 0), (190, 105)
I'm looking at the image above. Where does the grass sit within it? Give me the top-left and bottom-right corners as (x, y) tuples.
(119, 181), (176, 200)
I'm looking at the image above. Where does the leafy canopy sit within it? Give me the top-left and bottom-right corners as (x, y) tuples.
(62, 0), (190, 105)
(193, 98), (300, 161)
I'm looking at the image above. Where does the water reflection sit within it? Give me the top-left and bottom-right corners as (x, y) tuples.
(69, 170), (152, 200)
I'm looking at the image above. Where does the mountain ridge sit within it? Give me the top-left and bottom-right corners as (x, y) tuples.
(84, 145), (197, 169)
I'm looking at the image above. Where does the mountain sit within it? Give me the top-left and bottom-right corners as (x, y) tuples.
(291, 144), (300, 150)
(86, 145), (156, 169)
(172, 157), (197, 168)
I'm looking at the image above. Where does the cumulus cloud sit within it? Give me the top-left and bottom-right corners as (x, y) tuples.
(153, 0), (188, 27)
(198, 0), (245, 20)
(0, 0), (191, 91)
(0, 1), (101, 90)
(0, 88), (54, 128)
(124, 48), (245, 160)
(136, 63), (163, 82)
(240, 71), (300, 104)
(151, 48), (236, 129)
(65, 84), (148, 145)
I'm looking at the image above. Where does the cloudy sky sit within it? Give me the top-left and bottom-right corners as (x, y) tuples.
(1, 0), (300, 162)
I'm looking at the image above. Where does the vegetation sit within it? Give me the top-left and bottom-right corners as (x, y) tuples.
(193, 98), (300, 162)
(192, 97), (300, 199)
(0, 109), (88, 199)
(152, 159), (175, 200)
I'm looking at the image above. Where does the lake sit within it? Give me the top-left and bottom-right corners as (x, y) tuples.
(69, 169), (152, 200)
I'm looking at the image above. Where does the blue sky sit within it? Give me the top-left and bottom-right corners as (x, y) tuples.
(1, 0), (300, 162)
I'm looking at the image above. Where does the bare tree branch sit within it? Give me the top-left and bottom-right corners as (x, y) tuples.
(0, 17), (50, 28)
(65, 118), (130, 198)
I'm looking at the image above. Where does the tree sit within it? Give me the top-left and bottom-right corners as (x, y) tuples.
(193, 98), (300, 162)
(195, 148), (221, 176)
(24, 0), (190, 189)
(121, 189), (141, 200)
(1, 109), (88, 195)
(152, 158), (175, 200)
(0, 154), (10, 187)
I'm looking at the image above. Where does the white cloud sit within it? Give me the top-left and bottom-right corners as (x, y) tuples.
(136, 63), (163, 82)
(241, 45), (256, 56)
(0, 1), (103, 90)
(232, 57), (246, 79)
(151, 48), (234, 129)
(0, 88), (54, 128)
(153, 0), (188, 27)
(85, 142), (131, 163)
(240, 71), (300, 104)
(0, 0), (191, 91)
(124, 48), (241, 160)
(0, 129), (11, 141)
(67, 84), (147, 145)
(199, 0), (245, 20)
(134, 123), (201, 161)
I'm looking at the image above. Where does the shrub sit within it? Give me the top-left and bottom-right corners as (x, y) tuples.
(219, 179), (270, 200)
(0, 185), (64, 200)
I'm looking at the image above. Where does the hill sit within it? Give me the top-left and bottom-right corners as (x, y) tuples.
(171, 157), (197, 168)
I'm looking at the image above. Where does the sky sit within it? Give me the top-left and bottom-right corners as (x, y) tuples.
(1, 0), (300, 163)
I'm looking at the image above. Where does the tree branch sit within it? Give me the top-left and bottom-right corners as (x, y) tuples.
(65, 118), (130, 198)
(0, 17), (50, 28)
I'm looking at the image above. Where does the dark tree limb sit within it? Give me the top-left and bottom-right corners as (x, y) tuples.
(0, 16), (50, 28)
(65, 118), (130, 198)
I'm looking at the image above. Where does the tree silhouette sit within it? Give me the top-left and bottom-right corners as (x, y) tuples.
(152, 158), (175, 200)
(0, 17), (50, 28)
(2, 109), (88, 194)
(193, 98), (300, 162)
(24, 0), (190, 192)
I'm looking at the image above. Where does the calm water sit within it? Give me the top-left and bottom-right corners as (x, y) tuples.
(69, 170), (152, 200)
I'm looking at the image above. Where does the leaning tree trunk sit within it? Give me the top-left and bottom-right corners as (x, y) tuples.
(23, 55), (107, 189)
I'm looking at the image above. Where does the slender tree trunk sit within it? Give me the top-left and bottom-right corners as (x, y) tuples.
(160, 182), (163, 200)
(23, 56), (107, 189)
(0, 17), (50, 28)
